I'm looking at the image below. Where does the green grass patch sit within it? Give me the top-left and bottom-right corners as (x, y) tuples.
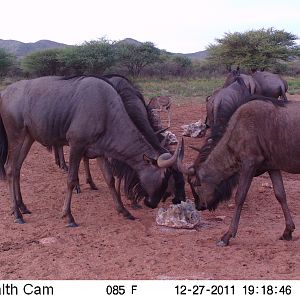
(135, 77), (224, 103)
(1, 76), (300, 102)
(136, 76), (300, 103)
(286, 77), (300, 95)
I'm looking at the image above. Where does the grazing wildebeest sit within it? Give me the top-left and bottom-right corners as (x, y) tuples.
(177, 98), (298, 246)
(224, 69), (288, 101)
(0, 76), (179, 227)
(52, 74), (185, 208)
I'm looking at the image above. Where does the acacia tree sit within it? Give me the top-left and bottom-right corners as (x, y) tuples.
(22, 48), (64, 76)
(22, 39), (117, 77)
(117, 42), (161, 76)
(207, 28), (300, 71)
(58, 39), (117, 75)
(0, 48), (15, 78)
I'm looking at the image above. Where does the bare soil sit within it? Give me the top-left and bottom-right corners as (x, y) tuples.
(0, 96), (300, 280)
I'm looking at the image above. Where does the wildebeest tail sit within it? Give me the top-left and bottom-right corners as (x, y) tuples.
(0, 115), (8, 179)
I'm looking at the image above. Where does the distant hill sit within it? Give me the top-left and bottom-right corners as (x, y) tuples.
(0, 39), (68, 57)
(116, 38), (142, 47)
(118, 38), (207, 60)
(175, 50), (208, 61)
(0, 38), (207, 60)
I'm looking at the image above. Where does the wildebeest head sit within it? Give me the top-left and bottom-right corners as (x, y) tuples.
(176, 138), (238, 211)
(141, 148), (180, 208)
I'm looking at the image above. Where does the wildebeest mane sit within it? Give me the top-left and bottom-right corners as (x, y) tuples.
(61, 74), (117, 89)
(105, 74), (165, 152)
(104, 74), (146, 105)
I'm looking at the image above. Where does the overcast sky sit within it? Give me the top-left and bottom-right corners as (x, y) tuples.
(1, 0), (299, 53)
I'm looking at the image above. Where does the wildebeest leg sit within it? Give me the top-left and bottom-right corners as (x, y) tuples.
(54, 146), (68, 171)
(61, 146), (83, 227)
(268, 170), (295, 240)
(218, 162), (256, 246)
(5, 133), (33, 223)
(14, 135), (34, 215)
(83, 157), (98, 190)
(97, 157), (135, 220)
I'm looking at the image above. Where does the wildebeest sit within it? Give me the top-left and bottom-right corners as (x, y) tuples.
(0, 76), (179, 227)
(223, 70), (261, 95)
(223, 69), (288, 101)
(205, 76), (252, 129)
(177, 98), (298, 246)
(252, 70), (288, 101)
(191, 77), (259, 206)
(51, 74), (185, 209)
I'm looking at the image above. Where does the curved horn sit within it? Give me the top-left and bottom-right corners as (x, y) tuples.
(177, 138), (195, 175)
(156, 141), (180, 168)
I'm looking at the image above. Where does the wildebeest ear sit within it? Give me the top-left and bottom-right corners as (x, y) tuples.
(143, 154), (157, 166)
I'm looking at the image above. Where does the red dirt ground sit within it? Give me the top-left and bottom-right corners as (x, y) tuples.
(0, 96), (300, 280)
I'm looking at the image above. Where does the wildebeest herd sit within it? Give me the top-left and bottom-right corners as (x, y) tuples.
(0, 70), (297, 246)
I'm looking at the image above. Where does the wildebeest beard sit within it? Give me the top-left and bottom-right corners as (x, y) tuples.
(207, 173), (239, 211)
(110, 159), (172, 204)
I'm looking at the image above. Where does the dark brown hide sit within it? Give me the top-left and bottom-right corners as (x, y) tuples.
(191, 100), (296, 245)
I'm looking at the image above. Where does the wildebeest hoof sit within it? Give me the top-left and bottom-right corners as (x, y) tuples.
(15, 218), (25, 224)
(131, 203), (142, 210)
(126, 214), (136, 220)
(280, 233), (292, 241)
(75, 186), (81, 194)
(66, 222), (78, 228)
(20, 207), (31, 214)
(122, 211), (136, 220)
(216, 240), (228, 247)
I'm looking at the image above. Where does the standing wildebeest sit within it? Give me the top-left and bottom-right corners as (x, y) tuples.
(0, 76), (179, 227)
(188, 77), (253, 204)
(177, 98), (298, 246)
(52, 74), (185, 208)
(223, 69), (288, 101)
(205, 76), (252, 130)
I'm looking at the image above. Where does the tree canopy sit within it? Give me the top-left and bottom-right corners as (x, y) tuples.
(206, 28), (300, 72)
(117, 42), (161, 76)
(0, 48), (16, 78)
(22, 48), (64, 76)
